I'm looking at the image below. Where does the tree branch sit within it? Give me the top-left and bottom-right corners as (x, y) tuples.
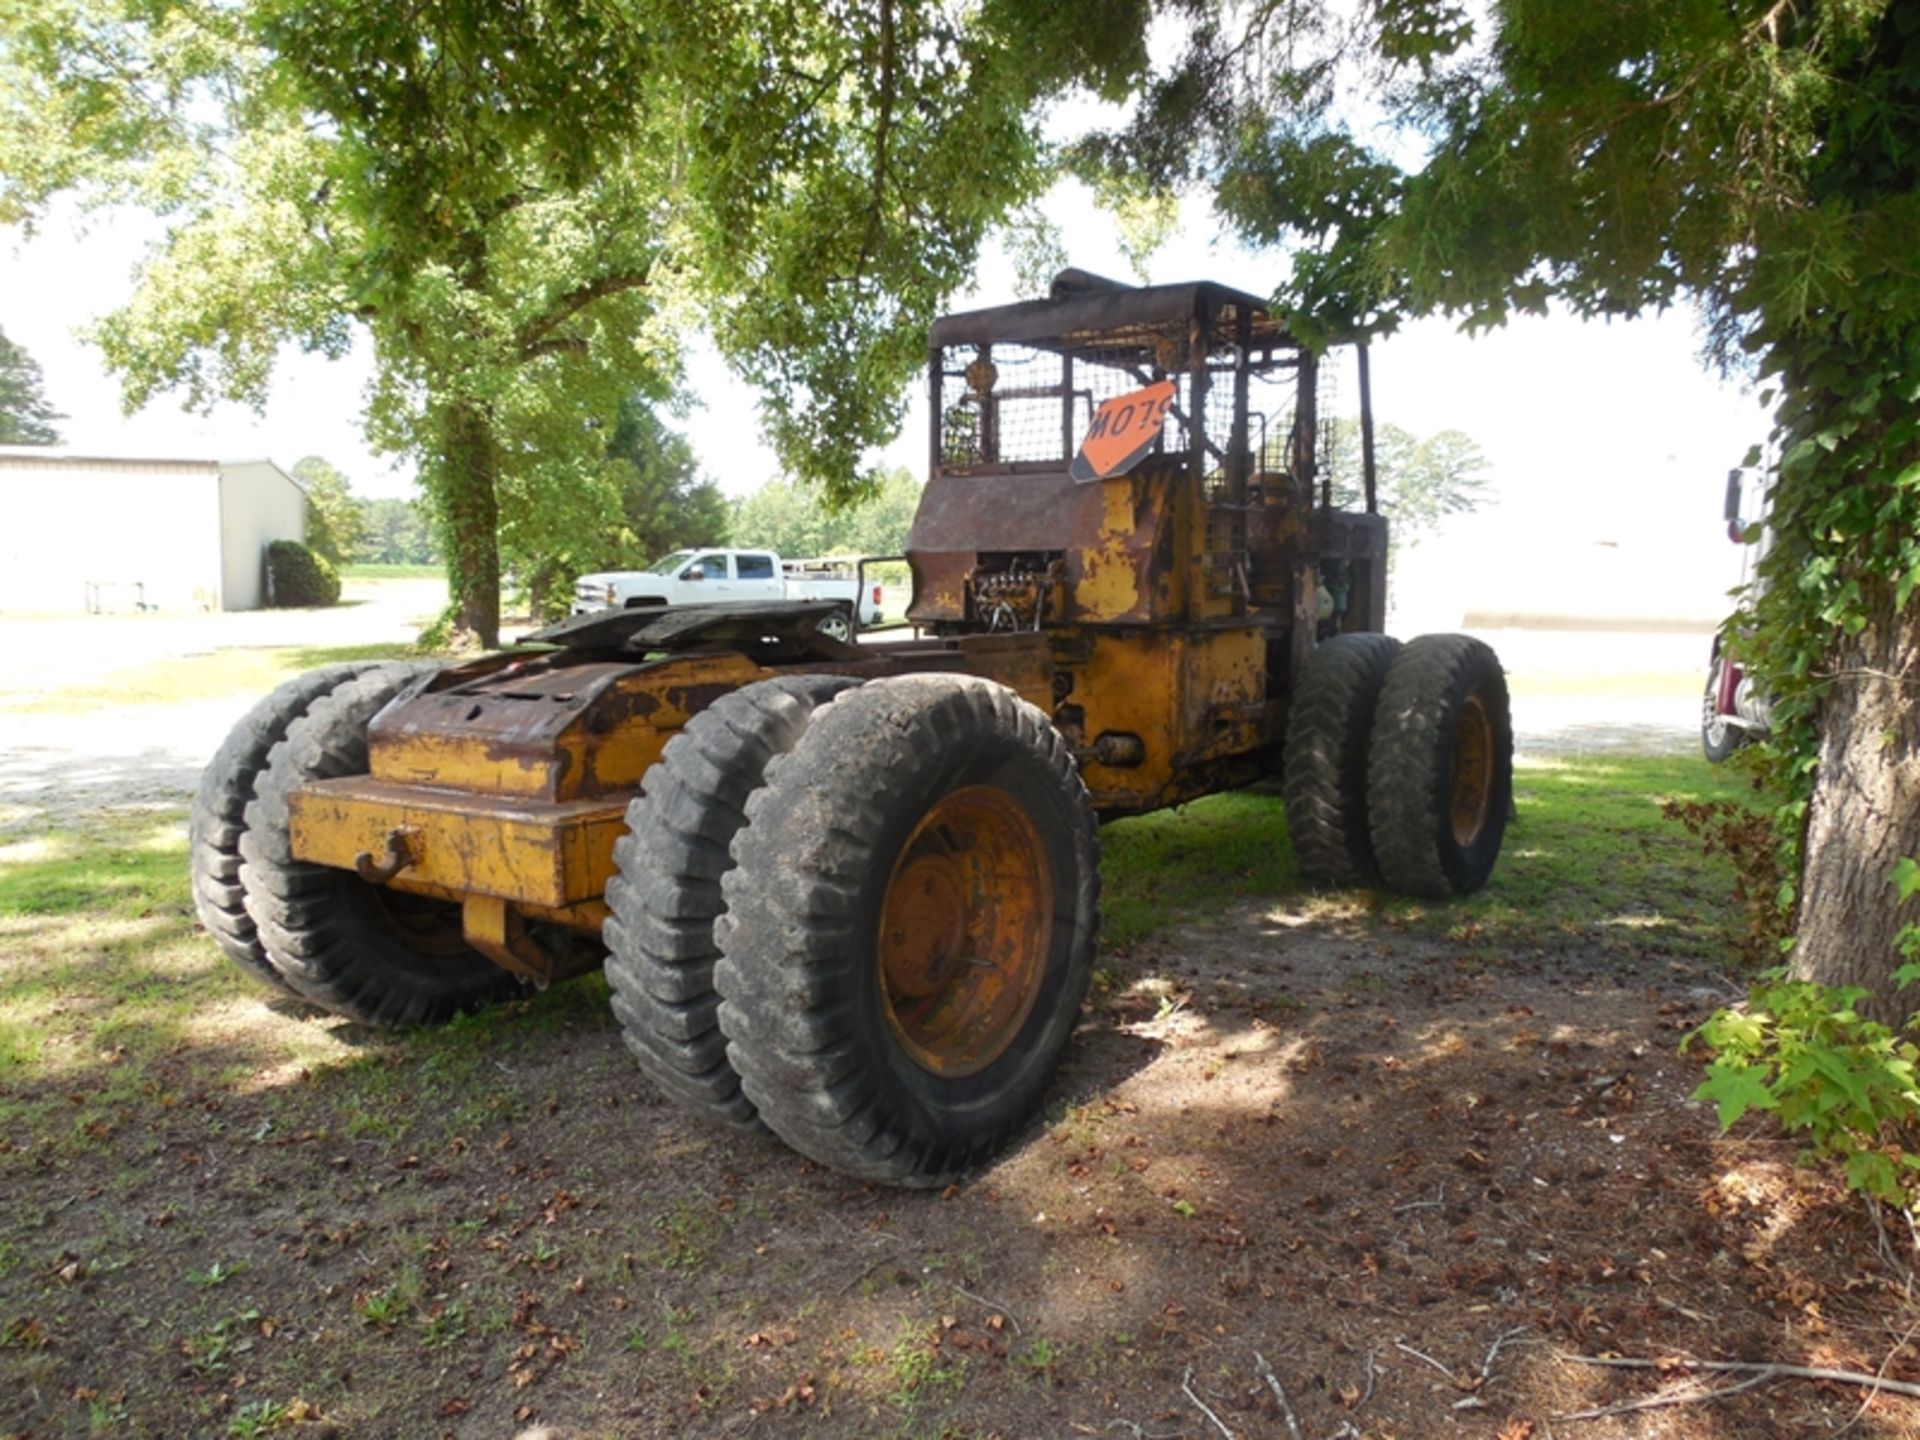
(857, 0), (897, 274)
(1558, 1353), (1920, 1407)
(515, 270), (651, 357)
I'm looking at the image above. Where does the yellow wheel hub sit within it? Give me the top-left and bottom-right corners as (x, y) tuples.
(1450, 694), (1494, 847)
(877, 785), (1052, 1078)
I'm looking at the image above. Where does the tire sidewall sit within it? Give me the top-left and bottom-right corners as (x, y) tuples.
(842, 717), (1093, 1151)
(1432, 658), (1513, 892)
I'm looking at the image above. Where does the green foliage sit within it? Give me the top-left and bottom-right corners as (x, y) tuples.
(1, 0), (1147, 645)
(264, 538), (339, 607)
(1690, 972), (1920, 1206)
(289, 455), (366, 565)
(1691, 859), (1920, 1207)
(505, 398), (732, 621)
(1325, 418), (1490, 548)
(604, 401), (729, 565)
(354, 496), (440, 566)
(730, 466), (922, 561)
(0, 324), (61, 444)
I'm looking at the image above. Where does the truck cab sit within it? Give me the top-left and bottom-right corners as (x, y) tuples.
(572, 548), (785, 614)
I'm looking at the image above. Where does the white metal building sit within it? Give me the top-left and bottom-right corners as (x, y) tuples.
(0, 449), (308, 612)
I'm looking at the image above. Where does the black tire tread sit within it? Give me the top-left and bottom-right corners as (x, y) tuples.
(239, 665), (519, 1028)
(189, 662), (388, 993)
(603, 673), (858, 1130)
(715, 674), (1100, 1186)
(1367, 634), (1514, 899)
(1283, 633), (1403, 884)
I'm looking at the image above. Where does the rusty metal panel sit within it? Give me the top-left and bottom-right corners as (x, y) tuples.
(368, 653), (769, 802)
(288, 777), (627, 909)
(906, 471), (1089, 554)
(929, 279), (1286, 353)
(1066, 627), (1269, 815)
(369, 660), (633, 800)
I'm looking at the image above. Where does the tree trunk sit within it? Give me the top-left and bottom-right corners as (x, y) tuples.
(440, 400), (502, 648)
(1791, 578), (1920, 1019)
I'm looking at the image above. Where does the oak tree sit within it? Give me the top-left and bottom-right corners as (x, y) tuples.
(1094, 0), (1920, 1008)
(0, 0), (1147, 644)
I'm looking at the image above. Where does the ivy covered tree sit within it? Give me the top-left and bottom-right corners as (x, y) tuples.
(1088, 0), (1920, 1009)
(0, 325), (61, 444)
(0, 0), (1148, 645)
(511, 399), (732, 621)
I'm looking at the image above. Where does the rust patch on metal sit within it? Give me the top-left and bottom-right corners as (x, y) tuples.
(877, 785), (1052, 1078)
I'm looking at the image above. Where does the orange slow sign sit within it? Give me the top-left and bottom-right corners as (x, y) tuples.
(1070, 380), (1176, 483)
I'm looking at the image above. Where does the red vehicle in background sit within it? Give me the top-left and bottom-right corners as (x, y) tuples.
(1703, 467), (1773, 763)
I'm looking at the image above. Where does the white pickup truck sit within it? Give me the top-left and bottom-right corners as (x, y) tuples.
(571, 549), (884, 639)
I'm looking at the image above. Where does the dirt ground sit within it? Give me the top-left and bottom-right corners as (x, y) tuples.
(8, 909), (1918, 1439)
(7, 602), (1913, 1439)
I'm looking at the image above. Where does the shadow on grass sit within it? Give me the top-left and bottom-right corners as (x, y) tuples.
(0, 756), (1814, 1440)
(1100, 752), (1762, 958)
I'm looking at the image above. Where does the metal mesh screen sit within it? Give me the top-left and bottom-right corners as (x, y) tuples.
(940, 325), (1207, 469)
(936, 333), (1342, 499)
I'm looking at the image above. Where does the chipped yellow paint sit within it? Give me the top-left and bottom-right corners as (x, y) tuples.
(461, 894), (554, 983)
(289, 778), (627, 909)
(1073, 470), (1172, 624)
(1067, 626), (1270, 813)
(369, 732), (563, 798)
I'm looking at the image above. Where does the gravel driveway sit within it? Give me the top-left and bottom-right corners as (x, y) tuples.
(0, 604), (1709, 830)
(0, 578), (447, 828)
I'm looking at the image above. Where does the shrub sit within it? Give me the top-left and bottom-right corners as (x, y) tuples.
(1688, 860), (1920, 1207)
(265, 539), (341, 607)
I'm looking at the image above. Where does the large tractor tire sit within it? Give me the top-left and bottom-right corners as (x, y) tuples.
(1367, 635), (1513, 899)
(715, 674), (1099, 1186)
(604, 674), (860, 1130)
(1283, 633), (1403, 884)
(238, 666), (520, 1028)
(189, 662), (387, 996)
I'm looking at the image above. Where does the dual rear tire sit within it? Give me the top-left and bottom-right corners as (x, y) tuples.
(605, 673), (1100, 1186)
(1284, 633), (1512, 898)
(192, 663), (522, 1027)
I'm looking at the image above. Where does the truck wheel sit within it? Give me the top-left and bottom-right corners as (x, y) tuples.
(238, 667), (519, 1028)
(1367, 635), (1513, 898)
(604, 674), (860, 1130)
(815, 605), (854, 643)
(189, 663), (386, 996)
(1701, 646), (1747, 764)
(1283, 633), (1403, 884)
(715, 674), (1099, 1186)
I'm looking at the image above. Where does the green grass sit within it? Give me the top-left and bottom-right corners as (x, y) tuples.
(1100, 754), (1759, 956)
(0, 813), (220, 1117)
(1, 642), (424, 714)
(1099, 791), (1298, 947)
(0, 686), (1774, 1436)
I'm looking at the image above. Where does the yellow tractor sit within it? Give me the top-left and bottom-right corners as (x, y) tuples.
(191, 272), (1511, 1185)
